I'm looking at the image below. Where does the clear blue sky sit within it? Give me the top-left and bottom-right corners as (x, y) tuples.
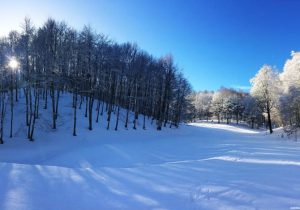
(1, 0), (300, 91)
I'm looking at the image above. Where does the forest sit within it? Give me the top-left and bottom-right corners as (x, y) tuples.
(0, 18), (192, 143)
(191, 51), (300, 137)
(1, 18), (300, 144)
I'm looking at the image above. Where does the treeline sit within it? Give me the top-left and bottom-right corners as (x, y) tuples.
(190, 88), (262, 129)
(0, 18), (191, 143)
(191, 51), (300, 136)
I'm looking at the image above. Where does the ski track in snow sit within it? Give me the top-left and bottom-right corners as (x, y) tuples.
(208, 156), (300, 166)
(0, 94), (300, 210)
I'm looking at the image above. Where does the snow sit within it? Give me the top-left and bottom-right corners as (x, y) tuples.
(1, 94), (300, 210)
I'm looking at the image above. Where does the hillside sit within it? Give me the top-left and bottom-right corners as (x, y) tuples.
(0, 96), (300, 210)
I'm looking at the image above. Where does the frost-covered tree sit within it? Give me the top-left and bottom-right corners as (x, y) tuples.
(243, 95), (263, 129)
(279, 52), (300, 134)
(250, 65), (280, 133)
(210, 88), (245, 124)
(229, 91), (245, 124)
(192, 90), (213, 121)
(281, 51), (300, 91)
(210, 89), (224, 123)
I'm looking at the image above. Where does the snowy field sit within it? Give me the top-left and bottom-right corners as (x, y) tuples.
(0, 95), (300, 210)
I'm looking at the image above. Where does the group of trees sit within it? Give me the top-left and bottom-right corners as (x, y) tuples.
(0, 18), (191, 143)
(191, 88), (262, 129)
(192, 51), (300, 136)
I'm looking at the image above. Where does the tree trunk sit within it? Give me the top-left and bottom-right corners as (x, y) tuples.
(88, 93), (94, 131)
(15, 76), (18, 102)
(29, 88), (39, 141)
(73, 89), (78, 136)
(27, 87), (32, 139)
(10, 77), (13, 138)
(115, 106), (120, 131)
(85, 95), (88, 118)
(96, 99), (101, 123)
(50, 82), (56, 129)
(266, 101), (273, 134)
(0, 94), (6, 144)
(55, 89), (60, 120)
(24, 88), (29, 126)
(125, 85), (131, 129)
(44, 88), (48, 109)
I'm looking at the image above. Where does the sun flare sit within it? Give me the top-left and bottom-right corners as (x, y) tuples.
(8, 57), (19, 70)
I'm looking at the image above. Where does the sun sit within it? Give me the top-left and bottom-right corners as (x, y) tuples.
(8, 57), (19, 70)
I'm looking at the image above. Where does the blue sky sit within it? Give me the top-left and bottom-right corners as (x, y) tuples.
(1, 0), (300, 91)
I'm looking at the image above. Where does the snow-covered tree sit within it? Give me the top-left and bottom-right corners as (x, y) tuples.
(229, 91), (245, 124)
(243, 95), (263, 129)
(281, 51), (300, 91)
(210, 88), (245, 124)
(250, 65), (280, 133)
(210, 89), (224, 123)
(279, 51), (300, 134)
(192, 90), (213, 121)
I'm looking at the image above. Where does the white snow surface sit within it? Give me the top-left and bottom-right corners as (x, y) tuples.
(0, 94), (300, 210)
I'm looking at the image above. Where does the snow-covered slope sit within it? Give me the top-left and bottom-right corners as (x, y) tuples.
(0, 94), (300, 210)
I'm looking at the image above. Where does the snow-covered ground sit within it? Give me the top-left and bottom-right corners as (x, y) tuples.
(0, 94), (300, 210)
